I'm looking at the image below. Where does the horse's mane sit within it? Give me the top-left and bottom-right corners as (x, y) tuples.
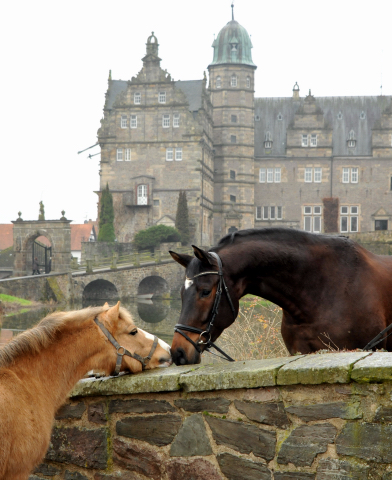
(0, 305), (133, 367)
(215, 227), (351, 249)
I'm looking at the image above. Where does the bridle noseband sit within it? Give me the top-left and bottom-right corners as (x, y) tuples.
(94, 317), (159, 375)
(174, 251), (237, 362)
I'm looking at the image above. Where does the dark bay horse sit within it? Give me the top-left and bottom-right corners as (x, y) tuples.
(0, 302), (172, 480)
(169, 228), (392, 365)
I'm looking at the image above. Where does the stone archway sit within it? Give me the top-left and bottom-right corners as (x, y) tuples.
(138, 275), (170, 297)
(83, 279), (119, 302)
(12, 219), (71, 276)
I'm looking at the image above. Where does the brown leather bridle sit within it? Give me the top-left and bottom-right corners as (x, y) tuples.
(94, 317), (158, 375)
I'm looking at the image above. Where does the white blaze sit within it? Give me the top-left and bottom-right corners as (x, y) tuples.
(185, 279), (193, 289)
(140, 328), (171, 354)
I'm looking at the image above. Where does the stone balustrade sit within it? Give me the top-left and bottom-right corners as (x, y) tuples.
(30, 352), (392, 480)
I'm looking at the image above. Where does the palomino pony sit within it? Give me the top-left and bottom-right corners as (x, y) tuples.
(170, 228), (392, 365)
(0, 302), (172, 480)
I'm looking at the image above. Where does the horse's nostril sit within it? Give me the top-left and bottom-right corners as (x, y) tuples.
(173, 347), (187, 366)
(179, 357), (186, 365)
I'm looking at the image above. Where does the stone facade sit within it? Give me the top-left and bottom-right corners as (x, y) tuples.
(97, 15), (392, 245)
(30, 352), (392, 479)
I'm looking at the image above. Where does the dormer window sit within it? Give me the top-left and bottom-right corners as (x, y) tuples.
(264, 132), (273, 149)
(231, 43), (238, 51)
(360, 111), (366, 120)
(347, 130), (356, 148)
(216, 76), (221, 88)
(158, 92), (166, 103)
(231, 75), (237, 87)
(337, 111), (343, 120)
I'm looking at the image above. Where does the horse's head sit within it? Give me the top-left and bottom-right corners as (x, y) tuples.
(169, 246), (238, 365)
(96, 302), (172, 374)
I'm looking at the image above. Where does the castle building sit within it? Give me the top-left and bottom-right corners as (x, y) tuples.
(97, 16), (392, 245)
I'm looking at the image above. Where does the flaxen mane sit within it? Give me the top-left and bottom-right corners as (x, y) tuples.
(0, 305), (135, 368)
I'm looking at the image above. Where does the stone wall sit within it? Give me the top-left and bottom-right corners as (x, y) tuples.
(81, 242), (134, 263)
(30, 352), (392, 479)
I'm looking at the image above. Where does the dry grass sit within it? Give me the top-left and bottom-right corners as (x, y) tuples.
(215, 297), (289, 362)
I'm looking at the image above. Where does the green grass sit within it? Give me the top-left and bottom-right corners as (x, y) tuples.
(239, 294), (271, 307)
(0, 294), (32, 306)
(5, 308), (30, 317)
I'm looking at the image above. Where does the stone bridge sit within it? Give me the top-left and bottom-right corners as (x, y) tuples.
(0, 260), (185, 303)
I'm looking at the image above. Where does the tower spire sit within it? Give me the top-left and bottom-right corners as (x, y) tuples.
(231, 1), (234, 20)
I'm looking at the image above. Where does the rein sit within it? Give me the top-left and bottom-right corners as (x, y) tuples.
(174, 251), (236, 362)
(94, 317), (158, 375)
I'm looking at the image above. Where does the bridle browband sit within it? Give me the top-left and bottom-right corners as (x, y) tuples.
(174, 251), (236, 362)
(94, 317), (159, 375)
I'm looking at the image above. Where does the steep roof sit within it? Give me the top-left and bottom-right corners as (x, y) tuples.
(0, 224), (13, 250)
(254, 95), (392, 157)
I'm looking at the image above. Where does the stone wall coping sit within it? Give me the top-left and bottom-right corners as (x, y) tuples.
(71, 258), (174, 277)
(71, 351), (392, 398)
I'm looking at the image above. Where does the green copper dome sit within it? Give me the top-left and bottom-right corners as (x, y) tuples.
(210, 20), (255, 67)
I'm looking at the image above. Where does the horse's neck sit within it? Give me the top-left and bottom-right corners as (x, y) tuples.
(11, 324), (108, 412)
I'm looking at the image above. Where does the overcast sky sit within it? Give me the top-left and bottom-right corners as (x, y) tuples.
(1, 0), (391, 225)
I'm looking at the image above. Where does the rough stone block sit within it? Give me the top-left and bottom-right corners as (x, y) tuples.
(285, 401), (361, 421)
(234, 400), (290, 428)
(45, 426), (108, 469)
(88, 402), (107, 424)
(109, 398), (175, 414)
(336, 422), (392, 462)
(205, 416), (276, 461)
(116, 414), (182, 446)
(179, 357), (298, 392)
(174, 397), (230, 413)
(316, 458), (369, 479)
(55, 402), (86, 420)
(33, 464), (60, 476)
(29, 476), (46, 480)
(351, 352), (392, 383)
(113, 437), (162, 478)
(374, 405), (392, 422)
(217, 453), (272, 480)
(277, 352), (370, 385)
(170, 414), (212, 456)
(274, 473), (315, 480)
(64, 471), (89, 480)
(277, 423), (337, 467)
(165, 458), (222, 480)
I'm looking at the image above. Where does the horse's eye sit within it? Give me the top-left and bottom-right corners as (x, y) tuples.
(129, 329), (138, 336)
(201, 289), (211, 298)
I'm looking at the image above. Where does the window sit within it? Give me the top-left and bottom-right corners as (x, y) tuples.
(348, 130), (356, 148)
(121, 116), (127, 128)
(277, 206), (282, 220)
(246, 76), (251, 88)
(173, 114), (180, 127)
(159, 92), (166, 103)
(314, 167), (322, 183)
(274, 168), (281, 183)
(375, 220), (388, 231)
(304, 206), (322, 233)
(261, 167), (280, 183)
(216, 76), (221, 88)
(267, 168), (274, 183)
(265, 141), (272, 149)
(130, 115), (137, 128)
(305, 168), (312, 183)
(153, 199), (160, 206)
(175, 147), (182, 161)
(302, 134), (308, 147)
(310, 134), (317, 147)
(260, 206), (283, 220)
(134, 93), (141, 104)
(230, 135), (237, 144)
(259, 168), (266, 183)
(340, 206), (358, 232)
(270, 206), (276, 220)
(265, 131), (272, 149)
(263, 206), (269, 220)
(348, 140), (356, 148)
(137, 185), (148, 205)
(230, 195), (236, 203)
(116, 148), (123, 161)
(231, 115), (237, 123)
(125, 148), (131, 161)
(230, 170), (236, 180)
(256, 206), (262, 219)
(166, 148), (173, 161)
(231, 75), (237, 87)
(162, 114), (170, 128)
(342, 167), (358, 183)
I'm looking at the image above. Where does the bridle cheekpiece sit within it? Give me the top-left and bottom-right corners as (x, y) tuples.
(174, 251), (236, 362)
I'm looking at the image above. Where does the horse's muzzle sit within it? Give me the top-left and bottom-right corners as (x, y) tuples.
(172, 346), (201, 365)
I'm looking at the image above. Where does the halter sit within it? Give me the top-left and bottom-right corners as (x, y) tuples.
(174, 251), (236, 362)
(94, 317), (159, 375)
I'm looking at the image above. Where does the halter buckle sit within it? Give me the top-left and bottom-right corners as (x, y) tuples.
(116, 346), (126, 356)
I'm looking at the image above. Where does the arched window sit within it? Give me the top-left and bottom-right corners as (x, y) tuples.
(216, 76), (221, 88)
(231, 74), (237, 87)
(137, 185), (148, 205)
(246, 76), (251, 88)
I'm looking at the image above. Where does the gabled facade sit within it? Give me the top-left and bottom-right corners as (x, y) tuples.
(97, 16), (392, 245)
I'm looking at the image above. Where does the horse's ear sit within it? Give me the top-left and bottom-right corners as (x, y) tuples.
(103, 302), (109, 308)
(192, 245), (214, 266)
(169, 251), (192, 269)
(106, 301), (120, 324)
